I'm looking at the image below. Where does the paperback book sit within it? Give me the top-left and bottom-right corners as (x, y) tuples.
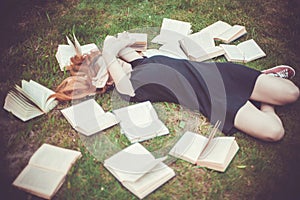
(169, 121), (239, 172)
(104, 143), (175, 199)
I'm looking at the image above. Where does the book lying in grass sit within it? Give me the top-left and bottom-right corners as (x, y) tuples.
(61, 99), (119, 136)
(159, 42), (188, 60)
(55, 33), (99, 71)
(12, 143), (82, 199)
(179, 31), (225, 61)
(113, 101), (169, 143)
(151, 18), (192, 44)
(3, 80), (58, 122)
(220, 39), (266, 63)
(200, 20), (247, 43)
(169, 121), (239, 172)
(104, 143), (175, 199)
(127, 33), (148, 52)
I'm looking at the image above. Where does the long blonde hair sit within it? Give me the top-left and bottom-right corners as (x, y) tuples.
(49, 51), (113, 101)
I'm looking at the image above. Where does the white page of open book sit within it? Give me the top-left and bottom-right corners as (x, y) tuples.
(169, 131), (208, 163)
(198, 137), (235, 164)
(29, 144), (81, 173)
(12, 165), (65, 199)
(123, 162), (175, 199)
(21, 80), (57, 112)
(113, 101), (157, 126)
(200, 20), (232, 38)
(160, 18), (192, 36)
(4, 92), (44, 121)
(220, 44), (244, 61)
(236, 39), (266, 62)
(216, 25), (246, 42)
(104, 143), (166, 182)
(60, 99), (118, 136)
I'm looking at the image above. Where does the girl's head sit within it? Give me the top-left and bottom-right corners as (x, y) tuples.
(49, 51), (113, 101)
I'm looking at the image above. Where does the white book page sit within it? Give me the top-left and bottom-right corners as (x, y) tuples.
(113, 101), (157, 126)
(75, 112), (119, 136)
(81, 43), (99, 54)
(61, 99), (105, 128)
(56, 44), (76, 70)
(169, 131), (208, 163)
(237, 39), (266, 62)
(123, 162), (175, 199)
(21, 80), (56, 112)
(104, 143), (166, 182)
(122, 119), (169, 143)
(188, 31), (215, 49)
(151, 18), (191, 44)
(12, 165), (65, 199)
(3, 92), (43, 121)
(160, 18), (192, 36)
(215, 25), (246, 43)
(200, 20), (231, 38)
(142, 49), (182, 59)
(159, 42), (188, 59)
(29, 144), (81, 173)
(198, 137), (235, 164)
(220, 44), (244, 61)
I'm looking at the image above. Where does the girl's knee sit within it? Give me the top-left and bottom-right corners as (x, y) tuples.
(264, 124), (285, 142)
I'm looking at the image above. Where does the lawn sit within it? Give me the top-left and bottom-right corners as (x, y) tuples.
(0, 0), (299, 199)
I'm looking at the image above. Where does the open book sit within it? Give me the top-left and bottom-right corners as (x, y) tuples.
(12, 143), (82, 199)
(179, 31), (225, 62)
(127, 33), (148, 52)
(200, 20), (247, 43)
(61, 99), (119, 136)
(220, 39), (266, 63)
(3, 80), (58, 122)
(113, 101), (169, 143)
(151, 18), (192, 44)
(169, 121), (239, 172)
(55, 33), (99, 71)
(104, 143), (175, 199)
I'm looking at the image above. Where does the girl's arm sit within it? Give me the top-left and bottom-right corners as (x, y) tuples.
(102, 35), (136, 96)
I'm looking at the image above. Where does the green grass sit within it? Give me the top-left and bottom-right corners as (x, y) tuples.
(1, 0), (299, 199)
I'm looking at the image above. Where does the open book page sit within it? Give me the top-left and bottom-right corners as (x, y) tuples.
(159, 42), (188, 59)
(121, 120), (169, 143)
(113, 101), (169, 142)
(142, 49), (185, 59)
(29, 144), (82, 173)
(197, 137), (238, 172)
(104, 143), (167, 182)
(127, 33), (148, 51)
(61, 99), (119, 136)
(56, 35), (98, 71)
(113, 101), (158, 126)
(12, 165), (66, 199)
(169, 131), (208, 164)
(3, 90), (44, 121)
(214, 25), (247, 43)
(179, 33), (225, 61)
(236, 39), (266, 62)
(221, 39), (266, 62)
(21, 80), (58, 112)
(75, 112), (120, 136)
(220, 44), (244, 62)
(200, 20), (232, 38)
(152, 18), (192, 44)
(122, 162), (175, 199)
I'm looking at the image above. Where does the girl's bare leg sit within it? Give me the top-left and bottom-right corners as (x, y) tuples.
(234, 74), (299, 141)
(250, 74), (299, 105)
(234, 101), (284, 142)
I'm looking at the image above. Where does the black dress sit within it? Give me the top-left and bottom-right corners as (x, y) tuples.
(123, 55), (261, 135)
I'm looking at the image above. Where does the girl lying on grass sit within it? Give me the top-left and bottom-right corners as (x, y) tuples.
(50, 33), (299, 142)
